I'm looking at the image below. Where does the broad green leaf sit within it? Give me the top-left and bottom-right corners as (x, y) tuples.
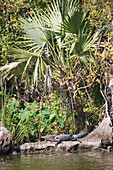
(85, 120), (89, 126)
(40, 108), (51, 115)
(40, 126), (45, 133)
(50, 110), (56, 120)
(20, 111), (31, 121)
(0, 91), (3, 95)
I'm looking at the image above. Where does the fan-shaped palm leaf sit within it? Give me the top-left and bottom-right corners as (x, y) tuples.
(19, 13), (51, 53)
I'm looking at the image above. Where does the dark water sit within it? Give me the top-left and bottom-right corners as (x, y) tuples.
(0, 152), (113, 170)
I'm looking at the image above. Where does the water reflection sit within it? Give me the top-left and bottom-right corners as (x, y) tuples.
(0, 152), (113, 170)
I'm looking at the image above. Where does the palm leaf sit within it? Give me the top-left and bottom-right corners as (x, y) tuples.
(75, 34), (93, 56)
(19, 13), (51, 53)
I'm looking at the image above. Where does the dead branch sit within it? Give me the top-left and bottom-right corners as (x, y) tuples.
(73, 83), (93, 99)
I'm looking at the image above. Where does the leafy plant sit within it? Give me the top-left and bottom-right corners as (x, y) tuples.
(0, 0), (95, 86)
(4, 98), (19, 134)
(2, 96), (76, 143)
(1, 0), (111, 137)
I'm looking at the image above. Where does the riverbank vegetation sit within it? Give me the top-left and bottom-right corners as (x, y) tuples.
(0, 0), (113, 145)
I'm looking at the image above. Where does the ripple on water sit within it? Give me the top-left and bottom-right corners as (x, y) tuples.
(0, 152), (113, 170)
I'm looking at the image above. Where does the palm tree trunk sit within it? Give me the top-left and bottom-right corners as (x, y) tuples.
(69, 90), (76, 129)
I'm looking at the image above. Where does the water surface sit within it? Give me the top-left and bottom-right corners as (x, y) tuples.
(0, 151), (113, 170)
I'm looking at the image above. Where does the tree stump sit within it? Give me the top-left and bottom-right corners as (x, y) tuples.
(81, 117), (113, 149)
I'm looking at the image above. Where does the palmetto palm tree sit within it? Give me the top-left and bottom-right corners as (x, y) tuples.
(0, 0), (96, 127)
(0, 0), (94, 85)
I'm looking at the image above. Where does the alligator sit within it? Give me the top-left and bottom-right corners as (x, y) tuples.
(41, 131), (89, 146)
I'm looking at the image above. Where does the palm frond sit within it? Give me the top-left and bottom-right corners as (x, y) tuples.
(0, 61), (26, 79)
(64, 10), (90, 36)
(19, 13), (51, 53)
(75, 34), (93, 56)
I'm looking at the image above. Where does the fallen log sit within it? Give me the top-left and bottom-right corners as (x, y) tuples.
(1, 117), (113, 155)
(13, 117), (113, 154)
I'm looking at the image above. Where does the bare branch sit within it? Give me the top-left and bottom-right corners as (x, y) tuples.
(100, 77), (109, 117)
(73, 83), (93, 99)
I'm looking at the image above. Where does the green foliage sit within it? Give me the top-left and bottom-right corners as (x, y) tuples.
(0, 0), (95, 85)
(84, 104), (99, 126)
(4, 98), (19, 133)
(3, 97), (75, 143)
(1, 0), (112, 143)
(83, 0), (112, 28)
(0, 0), (53, 66)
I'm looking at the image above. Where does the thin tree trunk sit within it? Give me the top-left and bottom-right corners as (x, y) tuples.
(109, 69), (113, 121)
(69, 90), (76, 130)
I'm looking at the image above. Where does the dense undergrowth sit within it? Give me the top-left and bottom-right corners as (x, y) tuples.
(0, 0), (113, 144)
